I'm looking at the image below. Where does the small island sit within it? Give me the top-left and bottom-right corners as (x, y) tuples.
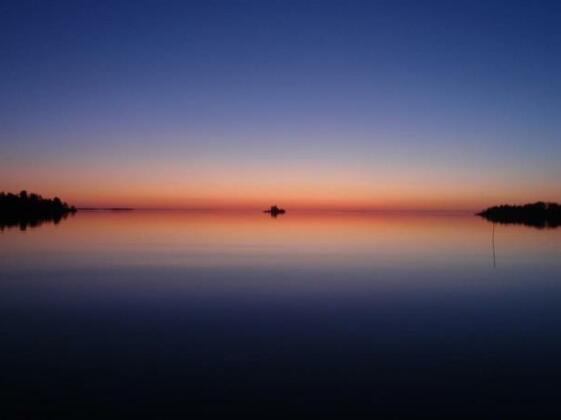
(264, 205), (286, 217)
(478, 202), (561, 229)
(0, 190), (77, 230)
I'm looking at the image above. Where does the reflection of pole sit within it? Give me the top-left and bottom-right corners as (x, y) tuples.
(492, 223), (496, 268)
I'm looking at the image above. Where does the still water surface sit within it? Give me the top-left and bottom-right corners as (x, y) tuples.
(1, 210), (561, 416)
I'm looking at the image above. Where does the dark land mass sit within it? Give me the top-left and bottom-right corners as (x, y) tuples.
(264, 205), (286, 217)
(478, 202), (561, 229)
(0, 191), (77, 231)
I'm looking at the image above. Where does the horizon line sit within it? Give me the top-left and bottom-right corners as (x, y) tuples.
(76, 206), (478, 213)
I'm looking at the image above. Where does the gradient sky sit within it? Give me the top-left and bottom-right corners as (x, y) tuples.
(1, 0), (560, 209)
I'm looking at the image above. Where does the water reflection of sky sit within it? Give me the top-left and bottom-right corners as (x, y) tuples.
(2, 210), (560, 268)
(2, 211), (561, 416)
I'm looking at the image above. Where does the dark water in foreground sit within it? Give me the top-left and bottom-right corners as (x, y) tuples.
(1, 210), (561, 417)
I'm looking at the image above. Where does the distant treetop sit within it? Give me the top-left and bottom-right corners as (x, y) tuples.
(0, 190), (77, 231)
(478, 202), (561, 229)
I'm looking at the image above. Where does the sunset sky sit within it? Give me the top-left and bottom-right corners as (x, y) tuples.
(2, 0), (560, 210)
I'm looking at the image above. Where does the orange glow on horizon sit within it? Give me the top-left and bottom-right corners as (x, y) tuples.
(3, 158), (559, 211)
(0, 185), (557, 212)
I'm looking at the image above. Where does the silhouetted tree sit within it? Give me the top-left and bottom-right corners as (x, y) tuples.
(0, 190), (77, 230)
(478, 202), (561, 229)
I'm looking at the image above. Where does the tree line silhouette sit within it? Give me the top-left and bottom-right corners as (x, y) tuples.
(0, 190), (77, 231)
(478, 202), (561, 229)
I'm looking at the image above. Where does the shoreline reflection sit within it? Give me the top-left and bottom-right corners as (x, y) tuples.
(0, 212), (75, 232)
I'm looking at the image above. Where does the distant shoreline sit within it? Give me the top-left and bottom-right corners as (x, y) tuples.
(0, 191), (77, 230)
(78, 208), (135, 211)
(478, 202), (561, 229)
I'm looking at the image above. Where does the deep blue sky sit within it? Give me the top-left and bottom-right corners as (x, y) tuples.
(1, 0), (560, 208)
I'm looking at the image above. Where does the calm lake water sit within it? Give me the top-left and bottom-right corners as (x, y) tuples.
(2, 210), (561, 417)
